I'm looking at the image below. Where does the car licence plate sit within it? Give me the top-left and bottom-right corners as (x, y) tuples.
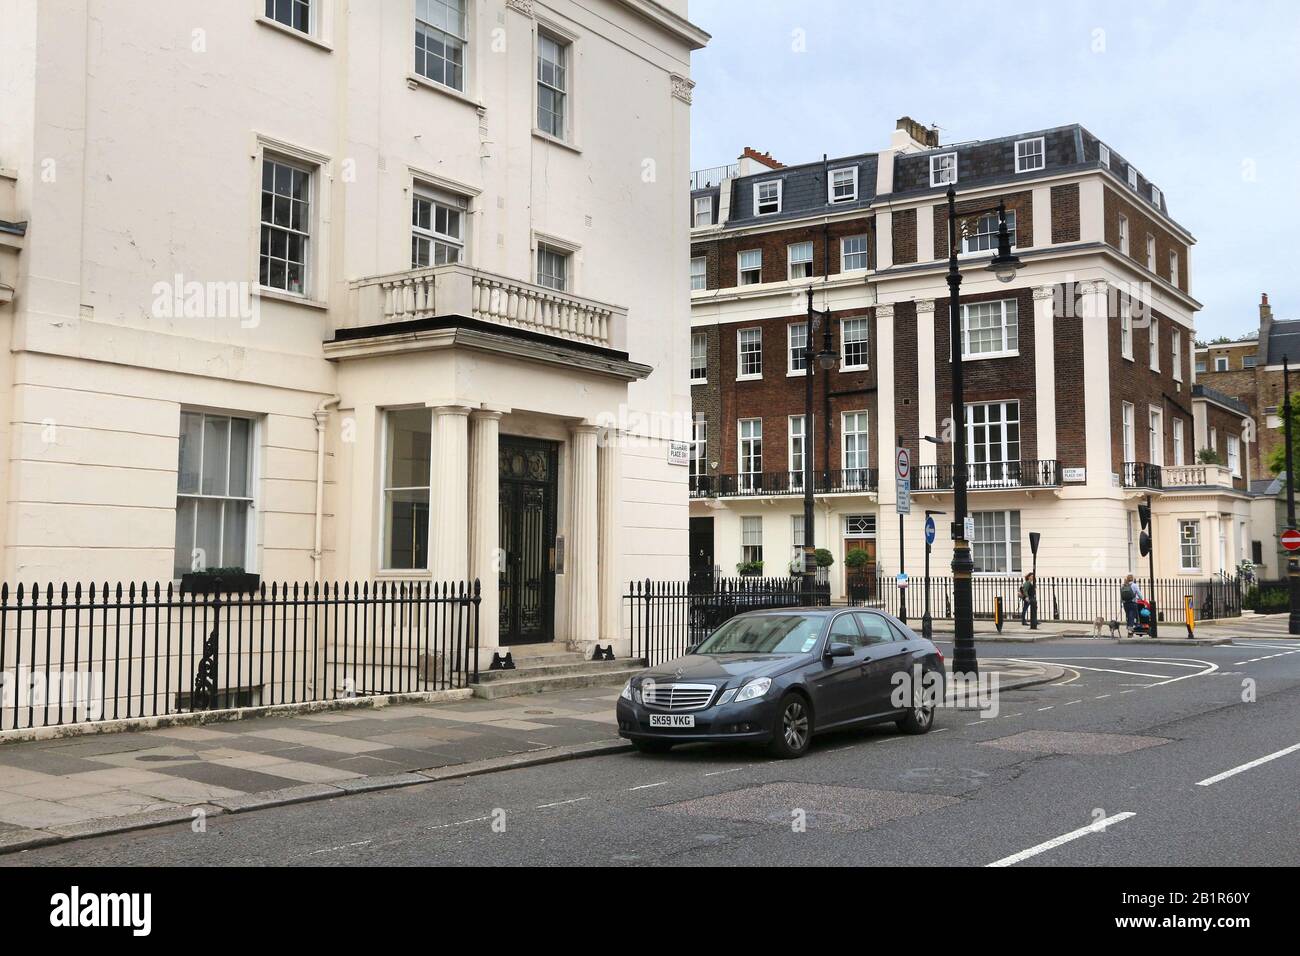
(649, 714), (695, 728)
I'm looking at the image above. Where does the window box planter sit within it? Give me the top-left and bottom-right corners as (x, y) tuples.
(180, 571), (262, 595)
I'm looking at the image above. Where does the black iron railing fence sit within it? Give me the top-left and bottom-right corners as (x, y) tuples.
(0, 580), (480, 732)
(849, 572), (1241, 623)
(1123, 462), (1164, 489)
(911, 459), (1061, 491)
(690, 468), (879, 498)
(625, 576), (830, 666)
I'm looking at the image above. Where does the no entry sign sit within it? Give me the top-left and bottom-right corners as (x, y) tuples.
(1283, 528), (1300, 552)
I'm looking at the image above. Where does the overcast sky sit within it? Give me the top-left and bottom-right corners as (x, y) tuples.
(687, 0), (1300, 340)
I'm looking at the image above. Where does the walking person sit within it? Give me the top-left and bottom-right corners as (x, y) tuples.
(1023, 572), (1037, 628)
(1120, 574), (1143, 638)
(1017, 576), (1029, 626)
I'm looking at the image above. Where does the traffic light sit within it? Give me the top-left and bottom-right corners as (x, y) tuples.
(1138, 503), (1152, 558)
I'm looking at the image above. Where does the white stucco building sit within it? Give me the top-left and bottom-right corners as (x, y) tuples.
(0, 0), (708, 657)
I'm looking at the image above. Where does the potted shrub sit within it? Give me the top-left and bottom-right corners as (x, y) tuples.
(1197, 447), (1223, 465)
(735, 560), (764, 577)
(180, 566), (261, 594)
(814, 548), (834, 568)
(844, 548), (871, 600)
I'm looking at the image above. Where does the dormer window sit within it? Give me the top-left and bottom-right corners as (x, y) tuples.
(1099, 143), (1110, 168)
(1014, 137), (1045, 173)
(930, 152), (958, 187)
(754, 180), (782, 216)
(1150, 185), (1162, 208)
(1127, 166), (1138, 190)
(693, 195), (714, 228)
(828, 167), (858, 203)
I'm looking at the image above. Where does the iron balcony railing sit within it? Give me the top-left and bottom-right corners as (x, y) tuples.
(1123, 462), (1164, 489)
(0, 580), (481, 732)
(910, 459), (1061, 492)
(689, 468), (879, 499)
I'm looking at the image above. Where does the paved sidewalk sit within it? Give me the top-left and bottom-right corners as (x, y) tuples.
(0, 658), (1059, 854)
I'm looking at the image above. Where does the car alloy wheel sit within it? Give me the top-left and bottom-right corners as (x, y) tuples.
(782, 698), (810, 750)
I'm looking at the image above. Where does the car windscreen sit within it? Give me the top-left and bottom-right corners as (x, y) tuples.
(694, 614), (823, 655)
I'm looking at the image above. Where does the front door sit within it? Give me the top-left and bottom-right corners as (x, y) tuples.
(689, 516), (715, 591)
(843, 537), (877, 600)
(499, 437), (559, 645)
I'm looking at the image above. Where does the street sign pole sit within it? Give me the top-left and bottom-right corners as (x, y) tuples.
(923, 511), (942, 641)
(896, 441), (911, 623)
(1028, 531), (1041, 630)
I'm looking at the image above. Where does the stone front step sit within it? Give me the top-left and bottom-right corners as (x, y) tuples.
(477, 657), (630, 683)
(470, 661), (645, 699)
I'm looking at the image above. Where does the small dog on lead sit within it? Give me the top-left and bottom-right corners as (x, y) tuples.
(1093, 616), (1122, 638)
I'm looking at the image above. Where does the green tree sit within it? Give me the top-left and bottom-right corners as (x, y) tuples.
(1267, 391), (1300, 476)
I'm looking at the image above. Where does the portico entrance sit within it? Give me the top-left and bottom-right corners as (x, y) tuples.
(498, 436), (559, 645)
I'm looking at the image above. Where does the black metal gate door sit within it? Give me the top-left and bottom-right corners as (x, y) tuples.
(498, 437), (558, 645)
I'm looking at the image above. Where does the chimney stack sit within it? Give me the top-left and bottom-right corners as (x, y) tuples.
(1259, 292), (1273, 365)
(896, 116), (940, 150)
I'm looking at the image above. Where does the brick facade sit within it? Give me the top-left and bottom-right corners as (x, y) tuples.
(1108, 303), (1193, 473)
(1050, 183), (1080, 243)
(1103, 186), (1189, 289)
(932, 191), (1032, 259)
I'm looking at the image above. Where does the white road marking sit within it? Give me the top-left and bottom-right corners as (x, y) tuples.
(704, 768), (742, 777)
(1037, 706), (1054, 711)
(1233, 649), (1300, 665)
(986, 812), (1137, 867)
(310, 840), (372, 855)
(536, 797), (589, 809)
(428, 816), (492, 830)
(932, 727), (950, 733)
(1094, 694), (1111, 699)
(1063, 699), (1082, 706)
(1195, 742), (1300, 787)
(627, 781), (669, 792)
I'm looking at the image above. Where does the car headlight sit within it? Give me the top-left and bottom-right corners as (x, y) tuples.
(734, 677), (772, 702)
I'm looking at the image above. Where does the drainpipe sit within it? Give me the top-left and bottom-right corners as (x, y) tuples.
(312, 395), (341, 581)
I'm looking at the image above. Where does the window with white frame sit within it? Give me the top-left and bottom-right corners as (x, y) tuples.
(1173, 418), (1185, 466)
(1228, 434), (1241, 477)
(738, 328), (762, 378)
(930, 152), (957, 187)
(788, 241), (813, 280)
(414, 0), (467, 92)
(1172, 327), (1182, 381)
(690, 416), (707, 482)
(1118, 214), (1129, 255)
(971, 510), (1022, 574)
(1151, 185), (1162, 208)
(844, 514), (875, 537)
(1195, 360), (1207, 373)
(961, 299), (1018, 358)
(738, 419), (762, 490)
(741, 515), (763, 565)
(1210, 425), (1218, 450)
(536, 244), (569, 291)
(1148, 406), (1164, 467)
(967, 401), (1020, 482)
(1122, 402), (1136, 462)
(1214, 356), (1228, 372)
(536, 30), (569, 139)
(1179, 519), (1201, 572)
(962, 210), (1017, 254)
(788, 322), (807, 373)
(693, 195), (714, 228)
(790, 515), (806, 552)
(841, 318), (869, 369)
(1243, 355), (1258, 369)
(411, 187), (467, 268)
(1169, 250), (1179, 288)
(738, 249), (762, 285)
(381, 408), (432, 570)
(841, 234), (868, 272)
(690, 256), (707, 291)
(1146, 234), (1157, 272)
(1149, 316), (1159, 372)
(828, 166), (858, 203)
(259, 156), (311, 295)
(1099, 143), (1111, 168)
(265, 0), (311, 33)
(1015, 137), (1045, 173)
(788, 415), (806, 486)
(842, 411), (870, 487)
(175, 412), (255, 580)
(754, 180), (781, 215)
(1120, 298), (1134, 360)
(690, 332), (707, 383)
(1127, 166), (1139, 190)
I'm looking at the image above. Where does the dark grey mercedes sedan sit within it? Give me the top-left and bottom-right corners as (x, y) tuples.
(617, 607), (945, 758)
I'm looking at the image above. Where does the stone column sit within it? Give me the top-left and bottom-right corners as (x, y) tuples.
(597, 430), (622, 647)
(1079, 280), (1113, 489)
(1033, 285), (1058, 462)
(915, 300), (937, 466)
(429, 405), (471, 583)
(468, 409), (503, 650)
(567, 423), (600, 652)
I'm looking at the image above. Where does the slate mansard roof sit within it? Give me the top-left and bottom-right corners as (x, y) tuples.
(692, 124), (1176, 231)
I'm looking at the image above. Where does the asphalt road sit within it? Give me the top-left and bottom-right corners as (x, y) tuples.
(4, 638), (1298, 867)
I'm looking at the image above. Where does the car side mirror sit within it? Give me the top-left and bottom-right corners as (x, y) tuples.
(825, 642), (855, 659)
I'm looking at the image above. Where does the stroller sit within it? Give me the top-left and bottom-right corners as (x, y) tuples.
(1132, 598), (1153, 637)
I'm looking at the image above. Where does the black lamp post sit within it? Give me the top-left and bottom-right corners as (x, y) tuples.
(945, 188), (1022, 678)
(1284, 356), (1299, 635)
(801, 288), (837, 605)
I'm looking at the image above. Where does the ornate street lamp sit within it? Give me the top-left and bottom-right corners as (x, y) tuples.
(946, 188), (1022, 677)
(801, 288), (837, 605)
